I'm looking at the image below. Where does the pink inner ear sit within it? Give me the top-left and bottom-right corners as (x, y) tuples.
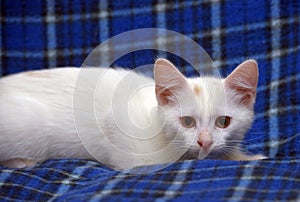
(225, 60), (258, 107)
(225, 82), (256, 107)
(154, 58), (187, 106)
(240, 94), (252, 106)
(155, 86), (175, 106)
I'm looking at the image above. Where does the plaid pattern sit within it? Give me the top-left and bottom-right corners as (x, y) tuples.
(1, 0), (300, 201)
(0, 158), (299, 201)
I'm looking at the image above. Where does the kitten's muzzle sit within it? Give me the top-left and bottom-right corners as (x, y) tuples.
(198, 130), (213, 151)
(197, 140), (213, 151)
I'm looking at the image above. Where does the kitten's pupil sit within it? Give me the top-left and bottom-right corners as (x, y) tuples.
(181, 116), (196, 128)
(215, 116), (231, 128)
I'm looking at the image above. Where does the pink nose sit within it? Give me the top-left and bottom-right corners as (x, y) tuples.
(197, 140), (213, 151)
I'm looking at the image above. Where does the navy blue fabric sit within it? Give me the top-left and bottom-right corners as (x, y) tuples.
(1, 0), (300, 201)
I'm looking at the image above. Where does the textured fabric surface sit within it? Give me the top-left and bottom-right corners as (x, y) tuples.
(1, 0), (300, 201)
(0, 158), (299, 201)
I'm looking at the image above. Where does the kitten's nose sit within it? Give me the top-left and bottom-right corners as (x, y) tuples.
(198, 130), (213, 151)
(197, 140), (213, 151)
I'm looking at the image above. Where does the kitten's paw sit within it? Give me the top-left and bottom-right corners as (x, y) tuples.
(1, 158), (38, 168)
(226, 152), (267, 161)
(238, 154), (267, 161)
(249, 154), (267, 160)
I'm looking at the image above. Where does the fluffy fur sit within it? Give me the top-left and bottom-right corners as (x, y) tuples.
(0, 59), (265, 170)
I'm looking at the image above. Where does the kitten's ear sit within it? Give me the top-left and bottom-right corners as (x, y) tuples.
(154, 58), (188, 106)
(224, 60), (259, 107)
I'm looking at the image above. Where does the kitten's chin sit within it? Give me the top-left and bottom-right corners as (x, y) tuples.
(179, 147), (227, 161)
(179, 148), (200, 160)
(202, 147), (226, 160)
(198, 151), (209, 159)
(195, 145), (227, 160)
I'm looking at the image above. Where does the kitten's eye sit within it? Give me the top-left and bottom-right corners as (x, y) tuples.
(215, 116), (231, 128)
(181, 116), (196, 128)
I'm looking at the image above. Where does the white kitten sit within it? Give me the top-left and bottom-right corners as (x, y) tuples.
(0, 59), (265, 170)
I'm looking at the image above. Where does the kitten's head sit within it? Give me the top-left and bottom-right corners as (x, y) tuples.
(154, 58), (258, 159)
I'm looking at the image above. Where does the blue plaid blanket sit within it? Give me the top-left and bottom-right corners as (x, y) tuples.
(1, 0), (300, 201)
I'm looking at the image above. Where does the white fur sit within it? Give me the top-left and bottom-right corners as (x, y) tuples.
(0, 59), (265, 170)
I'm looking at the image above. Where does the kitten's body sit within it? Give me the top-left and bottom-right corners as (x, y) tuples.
(0, 59), (265, 170)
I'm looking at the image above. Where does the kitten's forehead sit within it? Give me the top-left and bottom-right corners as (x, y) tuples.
(188, 77), (226, 99)
(187, 77), (227, 116)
